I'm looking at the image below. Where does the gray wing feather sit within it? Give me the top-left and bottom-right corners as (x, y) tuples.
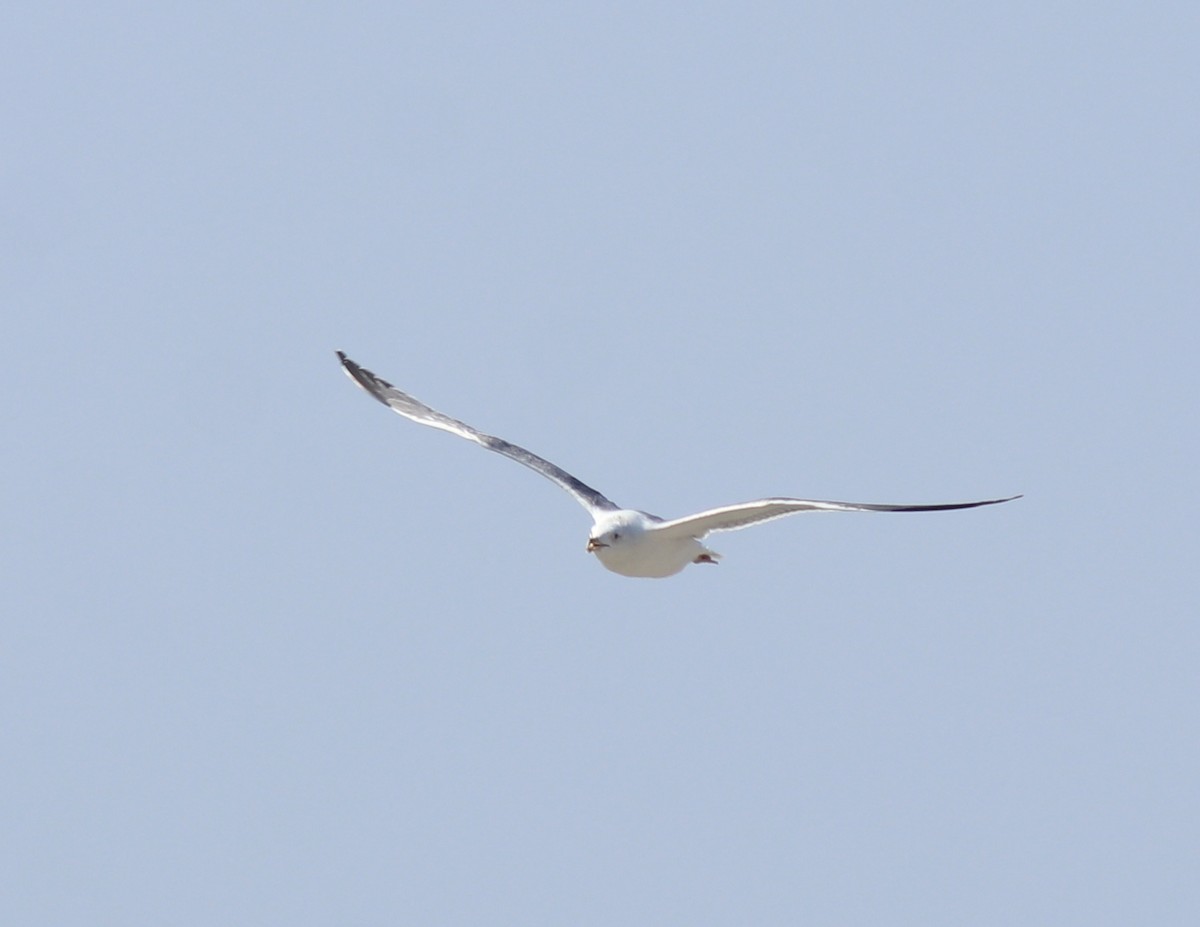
(337, 352), (619, 515)
(653, 495), (1021, 539)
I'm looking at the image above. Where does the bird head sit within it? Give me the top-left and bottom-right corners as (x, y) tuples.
(586, 511), (647, 555)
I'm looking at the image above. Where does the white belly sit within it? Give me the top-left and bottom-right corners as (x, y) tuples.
(593, 533), (706, 578)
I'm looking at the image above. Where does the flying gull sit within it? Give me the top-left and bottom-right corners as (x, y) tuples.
(337, 352), (1020, 578)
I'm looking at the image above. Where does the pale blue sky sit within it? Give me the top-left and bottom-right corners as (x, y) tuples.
(4, 3), (1197, 924)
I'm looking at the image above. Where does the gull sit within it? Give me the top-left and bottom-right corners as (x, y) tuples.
(337, 352), (1020, 578)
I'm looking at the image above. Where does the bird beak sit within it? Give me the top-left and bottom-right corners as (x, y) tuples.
(586, 538), (607, 552)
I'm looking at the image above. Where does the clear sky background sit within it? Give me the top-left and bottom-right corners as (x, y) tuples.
(4, 3), (1197, 924)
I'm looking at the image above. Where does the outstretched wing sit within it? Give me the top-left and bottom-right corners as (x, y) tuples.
(337, 352), (619, 515)
(652, 495), (1021, 539)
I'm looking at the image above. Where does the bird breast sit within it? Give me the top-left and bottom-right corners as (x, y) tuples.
(592, 530), (698, 578)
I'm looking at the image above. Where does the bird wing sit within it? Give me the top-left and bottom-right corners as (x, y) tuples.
(651, 495), (1021, 539)
(337, 352), (620, 515)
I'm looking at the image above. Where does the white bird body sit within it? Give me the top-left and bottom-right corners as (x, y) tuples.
(337, 352), (1020, 579)
(587, 509), (719, 578)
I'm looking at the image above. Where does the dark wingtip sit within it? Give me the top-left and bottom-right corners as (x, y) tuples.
(963, 494), (1023, 507)
(979, 493), (1023, 507)
(336, 351), (394, 405)
(878, 493), (1023, 513)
